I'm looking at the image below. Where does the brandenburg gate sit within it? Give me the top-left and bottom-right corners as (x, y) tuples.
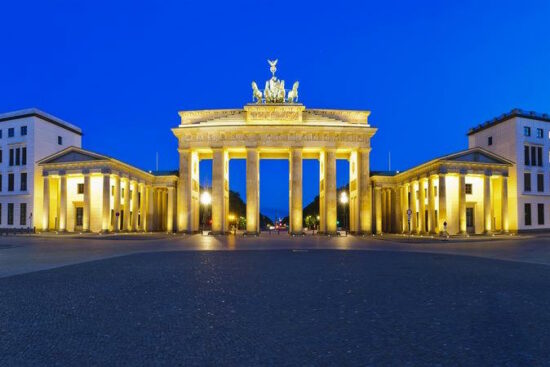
(172, 60), (377, 234)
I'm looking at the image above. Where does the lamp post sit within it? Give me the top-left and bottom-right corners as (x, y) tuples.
(339, 191), (349, 236)
(200, 190), (211, 235)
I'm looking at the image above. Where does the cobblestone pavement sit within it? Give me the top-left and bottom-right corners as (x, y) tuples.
(1, 250), (550, 365)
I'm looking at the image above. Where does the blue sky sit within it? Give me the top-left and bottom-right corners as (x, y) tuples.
(1, 0), (549, 219)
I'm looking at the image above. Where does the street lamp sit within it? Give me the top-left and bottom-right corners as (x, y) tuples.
(200, 191), (211, 234)
(228, 213), (236, 235)
(339, 191), (349, 236)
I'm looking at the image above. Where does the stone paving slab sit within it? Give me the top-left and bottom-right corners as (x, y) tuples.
(1, 250), (549, 365)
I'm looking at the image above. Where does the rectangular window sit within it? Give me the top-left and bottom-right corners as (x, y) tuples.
(8, 174), (14, 192)
(538, 203), (545, 225)
(20, 126), (27, 136)
(524, 172), (531, 192)
(525, 145), (530, 165)
(0, 129), (3, 138)
(0, 174), (2, 192)
(20, 172), (27, 191)
(77, 183), (84, 194)
(531, 146), (537, 166)
(22, 147), (26, 166)
(537, 128), (543, 138)
(20, 203), (26, 226)
(538, 174), (544, 192)
(0, 149), (2, 163)
(538, 147), (543, 167)
(57, 136), (63, 145)
(488, 136), (493, 146)
(9, 149), (13, 166)
(525, 203), (532, 226)
(15, 148), (20, 166)
(7, 203), (13, 225)
(524, 126), (531, 136)
(465, 183), (472, 194)
(8, 128), (14, 138)
(0, 203), (2, 224)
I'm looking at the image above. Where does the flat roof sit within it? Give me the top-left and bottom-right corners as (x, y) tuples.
(467, 108), (550, 136)
(0, 108), (82, 136)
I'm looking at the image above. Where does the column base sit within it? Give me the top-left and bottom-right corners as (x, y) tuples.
(244, 231), (260, 237)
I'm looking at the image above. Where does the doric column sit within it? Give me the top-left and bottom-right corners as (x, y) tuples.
(113, 175), (121, 231)
(101, 172), (111, 232)
(325, 149), (337, 234)
(401, 185), (408, 233)
(428, 175), (436, 234)
(418, 178), (426, 234)
(375, 186), (382, 234)
(246, 148), (260, 234)
(359, 148), (372, 234)
(484, 172), (492, 234)
(386, 188), (392, 233)
(131, 180), (138, 231)
(501, 175), (509, 233)
(177, 149), (199, 232)
(59, 173), (67, 231)
(458, 171), (467, 234)
(212, 148), (229, 234)
(167, 186), (174, 232)
(122, 177), (130, 231)
(42, 174), (50, 231)
(83, 172), (91, 231)
(147, 185), (154, 231)
(438, 173), (447, 234)
(395, 186), (402, 234)
(410, 180), (418, 234)
(139, 183), (145, 231)
(289, 148), (303, 234)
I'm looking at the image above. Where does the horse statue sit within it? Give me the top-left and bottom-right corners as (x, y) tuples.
(251, 81), (263, 104)
(287, 81), (299, 103)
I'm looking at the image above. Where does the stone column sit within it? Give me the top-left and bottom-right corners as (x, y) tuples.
(484, 172), (492, 234)
(113, 175), (121, 231)
(289, 148), (303, 234)
(401, 185), (408, 233)
(395, 186), (402, 234)
(42, 175), (50, 231)
(386, 189), (392, 233)
(178, 149), (199, 232)
(418, 178), (426, 234)
(458, 172), (467, 234)
(246, 148), (260, 234)
(167, 186), (174, 232)
(59, 173), (67, 232)
(428, 175), (436, 234)
(131, 181), (139, 231)
(212, 148), (229, 234)
(122, 178), (130, 231)
(325, 149), (337, 234)
(501, 175), (509, 233)
(319, 152), (326, 233)
(139, 183), (146, 231)
(438, 173), (447, 234)
(101, 173), (111, 232)
(410, 180), (418, 234)
(375, 186), (382, 234)
(359, 148), (372, 234)
(381, 189), (387, 233)
(147, 185), (154, 232)
(83, 172), (91, 232)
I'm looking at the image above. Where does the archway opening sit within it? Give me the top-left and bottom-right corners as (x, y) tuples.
(199, 159), (212, 231)
(302, 159), (320, 233)
(336, 159), (350, 234)
(260, 159), (288, 232)
(228, 159), (246, 233)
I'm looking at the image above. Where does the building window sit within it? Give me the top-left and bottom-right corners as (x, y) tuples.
(524, 126), (531, 137)
(465, 183), (473, 194)
(538, 147), (543, 167)
(0, 149), (2, 163)
(9, 149), (13, 166)
(22, 147), (26, 165)
(20, 126), (27, 136)
(525, 145), (530, 165)
(7, 203), (14, 225)
(525, 203), (532, 226)
(58, 136), (63, 145)
(77, 183), (84, 194)
(0, 129), (3, 138)
(76, 207), (84, 226)
(20, 203), (26, 226)
(0, 203), (2, 224)
(538, 173), (544, 192)
(20, 172), (27, 191)
(537, 128), (543, 138)
(531, 146), (537, 166)
(0, 174), (2, 192)
(524, 172), (531, 192)
(8, 174), (14, 192)
(488, 136), (493, 146)
(8, 128), (14, 138)
(538, 203), (545, 225)
(15, 148), (20, 166)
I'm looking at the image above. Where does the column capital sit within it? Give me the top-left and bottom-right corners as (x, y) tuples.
(358, 147), (372, 154)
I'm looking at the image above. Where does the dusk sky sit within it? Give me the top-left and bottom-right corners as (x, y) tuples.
(1, 1), (550, 219)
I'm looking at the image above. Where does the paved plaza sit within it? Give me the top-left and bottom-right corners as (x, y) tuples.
(1, 234), (550, 365)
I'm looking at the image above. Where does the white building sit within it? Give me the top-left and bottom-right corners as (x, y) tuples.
(0, 109), (82, 229)
(468, 109), (550, 232)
